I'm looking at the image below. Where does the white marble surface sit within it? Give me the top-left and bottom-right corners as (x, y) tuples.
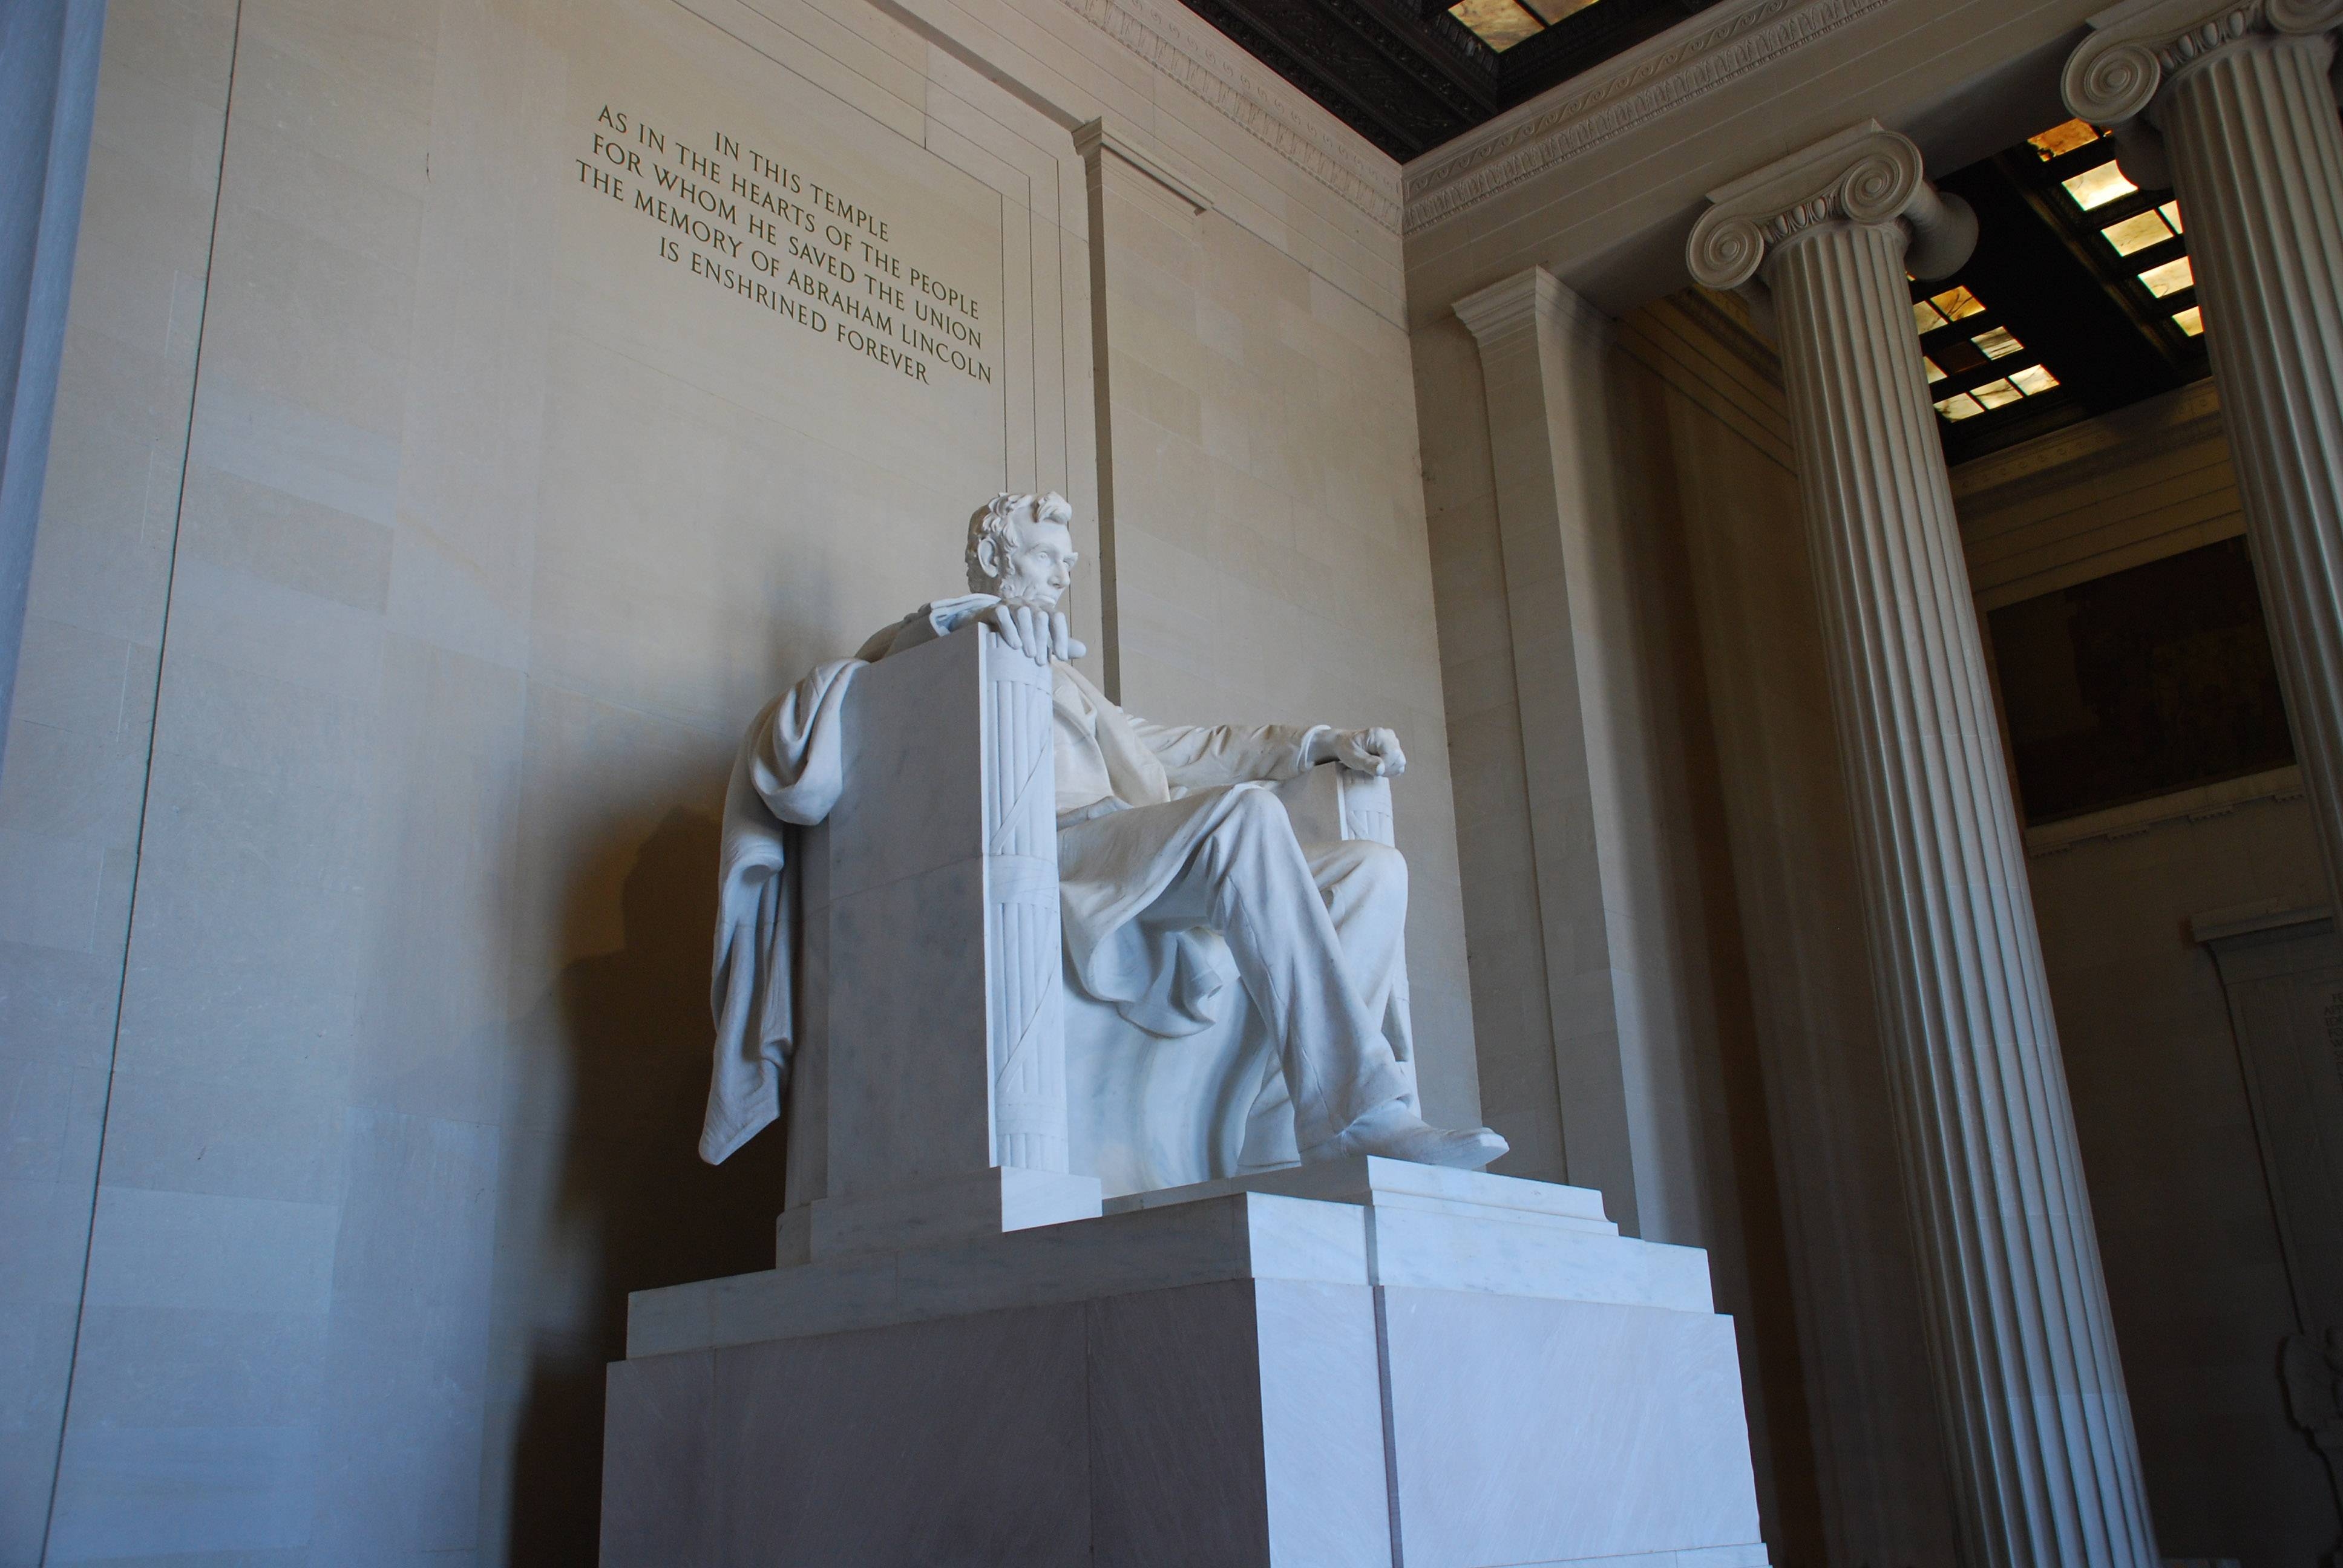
(813, 626), (1063, 1200)
(608, 1161), (1767, 1566)
(1384, 1286), (1761, 1567)
(804, 1166), (1104, 1261)
(632, 1157), (1712, 1356)
(1253, 1278), (1394, 1565)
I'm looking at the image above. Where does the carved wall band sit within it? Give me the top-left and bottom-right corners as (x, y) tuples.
(1403, 0), (1898, 235)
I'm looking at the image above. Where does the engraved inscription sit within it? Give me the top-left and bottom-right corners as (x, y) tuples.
(572, 105), (996, 391)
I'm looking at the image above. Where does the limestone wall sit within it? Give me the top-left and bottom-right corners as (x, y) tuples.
(0, 0), (1466, 1556)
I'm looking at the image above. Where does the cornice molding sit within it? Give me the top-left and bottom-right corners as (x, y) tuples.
(1075, 119), (1217, 213)
(1401, 0), (1897, 236)
(2065, 0), (2343, 123)
(1686, 122), (1974, 289)
(1058, 0), (1404, 234)
(2026, 765), (2304, 859)
(1453, 267), (1551, 348)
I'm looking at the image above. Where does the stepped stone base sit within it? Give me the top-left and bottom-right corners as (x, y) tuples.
(601, 1158), (1772, 1568)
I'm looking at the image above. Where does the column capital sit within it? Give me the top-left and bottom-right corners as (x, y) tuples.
(1686, 121), (1976, 293)
(2065, 0), (2343, 124)
(1452, 266), (1610, 354)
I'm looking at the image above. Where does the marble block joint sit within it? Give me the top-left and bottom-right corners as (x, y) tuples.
(606, 1158), (1774, 1567)
(1691, 123), (2158, 1568)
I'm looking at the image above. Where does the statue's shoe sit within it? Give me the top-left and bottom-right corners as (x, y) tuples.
(1305, 1102), (1509, 1171)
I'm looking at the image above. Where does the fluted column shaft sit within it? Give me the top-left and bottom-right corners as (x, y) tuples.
(2069, 2), (2343, 916)
(1689, 124), (2158, 1568)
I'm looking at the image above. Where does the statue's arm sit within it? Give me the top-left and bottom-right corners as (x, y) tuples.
(1132, 714), (1410, 785)
(852, 595), (1000, 662)
(1129, 713), (1331, 788)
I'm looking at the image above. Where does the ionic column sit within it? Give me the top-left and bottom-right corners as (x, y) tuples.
(1688, 124), (2158, 1568)
(2067, 0), (2343, 916)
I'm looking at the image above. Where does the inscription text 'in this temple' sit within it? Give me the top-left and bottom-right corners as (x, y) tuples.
(572, 104), (996, 391)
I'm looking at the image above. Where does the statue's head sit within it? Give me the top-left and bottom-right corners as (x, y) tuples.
(966, 491), (1078, 609)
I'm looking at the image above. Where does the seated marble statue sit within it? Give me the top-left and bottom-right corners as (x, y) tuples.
(700, 491), (1506, 1174)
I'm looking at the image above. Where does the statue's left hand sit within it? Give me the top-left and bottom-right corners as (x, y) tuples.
(1314, 727), (1406, 777)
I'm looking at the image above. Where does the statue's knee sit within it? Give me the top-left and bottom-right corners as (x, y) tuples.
(1220, 787), (1289, 838)
(1355, 840), (1406, 890)
(1339, 840), (1407, 906)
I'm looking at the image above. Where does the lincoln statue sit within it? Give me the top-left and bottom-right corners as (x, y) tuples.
(701, 490), (1507, 1174)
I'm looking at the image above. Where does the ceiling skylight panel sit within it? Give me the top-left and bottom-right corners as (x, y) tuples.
(2102, 210), (2177, 255)
(1973, 325), (2024, 359)
(2028, 120), (2106, 160)
(1930, 286), (1986, 321)
(2063, 162), (2138, 211)
(1447, 0), (1545, 49)
(2139, 256), (2195, 296)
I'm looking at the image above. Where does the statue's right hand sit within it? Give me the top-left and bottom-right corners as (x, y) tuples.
(980, 603), (1052, 666)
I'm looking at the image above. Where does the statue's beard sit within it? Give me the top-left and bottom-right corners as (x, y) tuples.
(995, 584), (1063, 612)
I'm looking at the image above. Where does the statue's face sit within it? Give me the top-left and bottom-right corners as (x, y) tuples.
(989, 517), (1078, 610)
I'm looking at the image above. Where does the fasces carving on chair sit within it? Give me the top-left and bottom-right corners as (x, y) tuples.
(704, 492), (1504, 1257)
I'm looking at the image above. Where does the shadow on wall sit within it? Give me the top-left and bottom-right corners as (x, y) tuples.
(499, 805), (788, 1565)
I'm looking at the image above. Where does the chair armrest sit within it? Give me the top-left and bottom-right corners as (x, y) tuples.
(1271, 763), (1397, 848)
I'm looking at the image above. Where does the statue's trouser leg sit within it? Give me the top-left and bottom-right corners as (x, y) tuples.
(1302, 837), (1407, 1027)
(1153, 790), (1413, 1147)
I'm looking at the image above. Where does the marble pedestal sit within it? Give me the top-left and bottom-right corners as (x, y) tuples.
(602, 1158), (1771, 1567)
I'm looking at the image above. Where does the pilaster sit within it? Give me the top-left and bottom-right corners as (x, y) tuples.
(1075, 119), (1214, 702)
(1452, 267), (1714, 1247)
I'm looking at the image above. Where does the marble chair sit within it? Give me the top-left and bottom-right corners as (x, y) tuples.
(775, 622), (1414, 1260)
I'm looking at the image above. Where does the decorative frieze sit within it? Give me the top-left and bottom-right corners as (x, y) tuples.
(1060, 0), (1403, 233)
(1403, 0), (1897, 235)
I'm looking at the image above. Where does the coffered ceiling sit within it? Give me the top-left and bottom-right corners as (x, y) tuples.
(1176, 0), (1725, 162)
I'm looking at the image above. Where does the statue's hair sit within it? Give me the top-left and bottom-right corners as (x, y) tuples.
(965, 491), (1073, 593)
